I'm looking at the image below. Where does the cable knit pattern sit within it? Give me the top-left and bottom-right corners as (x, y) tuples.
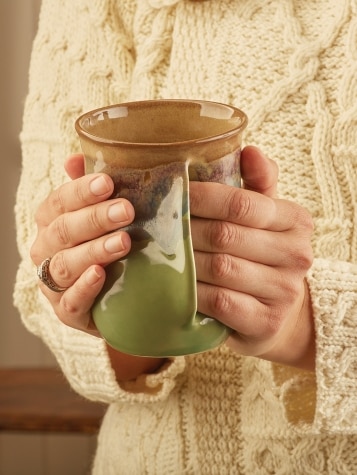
(15, 0), (357, 473)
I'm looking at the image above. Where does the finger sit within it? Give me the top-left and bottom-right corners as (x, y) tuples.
(32, 194), (134, 264)
(196, 281), (276, 355)
(189, 182), (309, 232)
(35, 173), (114, 227)
(40, 264), (105, 335)
(191, 218), (284, 264)
(43, 230), (131, 290)
(196, 278), (306, 359)
(45, 198), (134, 256)
(240, 146), (279, 198)
(194, 251), (297, 299)
(64, 153), (85, 180)
(191, 216), (313, 268)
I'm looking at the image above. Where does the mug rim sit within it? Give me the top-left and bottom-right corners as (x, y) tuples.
(75, 99), (248, 148)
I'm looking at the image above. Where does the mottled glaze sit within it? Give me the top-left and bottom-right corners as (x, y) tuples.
(75, 100), (247, 356)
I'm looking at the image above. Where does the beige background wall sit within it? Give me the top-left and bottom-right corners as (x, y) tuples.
(0, 0), (52, 369)
(0, 2), (96, 473)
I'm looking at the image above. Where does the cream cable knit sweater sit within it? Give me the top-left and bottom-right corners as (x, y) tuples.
(15, 0), (357, 473)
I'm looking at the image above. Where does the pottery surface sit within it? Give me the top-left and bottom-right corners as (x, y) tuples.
(75, 100), (247, 356)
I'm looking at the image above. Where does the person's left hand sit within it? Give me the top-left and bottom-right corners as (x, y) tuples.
(189, 146), (315, 370)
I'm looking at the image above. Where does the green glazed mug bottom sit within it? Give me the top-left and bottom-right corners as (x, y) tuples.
(94, 311), (231, 358)
(92, 247), (232, 358)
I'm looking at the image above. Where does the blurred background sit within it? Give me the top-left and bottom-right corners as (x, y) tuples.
(0, 2), (97, 473)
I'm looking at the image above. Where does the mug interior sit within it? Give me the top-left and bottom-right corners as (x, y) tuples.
(76, 100), (247, 146)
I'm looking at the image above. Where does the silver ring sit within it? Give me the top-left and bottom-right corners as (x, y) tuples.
(37, 257), (67, 293)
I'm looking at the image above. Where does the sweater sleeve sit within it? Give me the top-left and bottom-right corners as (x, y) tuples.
(272, 258), (357, 434)
(307, 258), (357, 432)
(14, 0), (185, 404)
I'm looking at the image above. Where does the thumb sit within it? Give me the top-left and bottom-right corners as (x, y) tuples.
(240, 145), (279, 198)
(64, 153), (85, 180)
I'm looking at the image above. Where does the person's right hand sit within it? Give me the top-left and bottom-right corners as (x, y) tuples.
(30, 153), (135, 337)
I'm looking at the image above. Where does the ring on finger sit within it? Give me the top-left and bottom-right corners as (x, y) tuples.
(37, 257), (67, 293)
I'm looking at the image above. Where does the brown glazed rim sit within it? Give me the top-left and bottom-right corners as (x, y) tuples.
(75, 99), (248, 148)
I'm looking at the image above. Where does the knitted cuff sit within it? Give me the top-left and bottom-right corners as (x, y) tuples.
(307, 258), (357, 433)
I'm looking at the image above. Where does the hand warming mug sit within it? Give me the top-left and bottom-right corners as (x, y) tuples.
(75, 99), (248, 357)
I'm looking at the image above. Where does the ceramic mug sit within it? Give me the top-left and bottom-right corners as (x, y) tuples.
(75, 99), (248, 357)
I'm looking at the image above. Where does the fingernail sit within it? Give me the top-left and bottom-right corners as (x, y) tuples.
(90, 176), (110, 196)
(104, 234), (128, 253)
(86, 267), (102, 286)
(108, 202), (129, 223)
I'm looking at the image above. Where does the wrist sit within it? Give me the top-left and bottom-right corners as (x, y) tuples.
(261, 279), (316, 371)
(106, 343), (166, 382)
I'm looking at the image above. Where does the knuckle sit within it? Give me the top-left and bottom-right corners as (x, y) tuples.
(47, 188), (67, 215)
(288, 240), (314, 272)
(210, 253), (234, 280)
(209, 221), (236, 251)
(53, 215), (71, 247)
(226, 189), (257, 222)
(61, 298), (80, 323)
(73, 180), (88, 204)
(209, 287), (235, 317)
(284, 207), (314, 272)
(87, 206), (104, 232)
(297, 246), (314, 270)
(50, 252), (70, 281)
(86, 239), (102, 261)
